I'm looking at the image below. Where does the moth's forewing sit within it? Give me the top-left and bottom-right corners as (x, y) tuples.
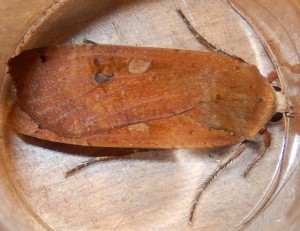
(9, 45), (276, 148)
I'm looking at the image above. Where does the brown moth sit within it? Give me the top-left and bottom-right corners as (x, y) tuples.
(8, 44), (292, 148)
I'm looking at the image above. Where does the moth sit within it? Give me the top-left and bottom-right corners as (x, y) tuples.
(10, 44), (291, 146)
(7, 9), (294, 225)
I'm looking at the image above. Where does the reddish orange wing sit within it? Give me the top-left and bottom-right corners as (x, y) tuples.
(9, 45), (276, 148)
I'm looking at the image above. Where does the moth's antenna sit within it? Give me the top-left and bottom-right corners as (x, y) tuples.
(176, 8), (245, 62)
(224, 1), (292, 229)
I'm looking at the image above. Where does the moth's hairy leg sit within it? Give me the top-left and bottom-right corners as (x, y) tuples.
(83, 38), (98, 44)
(189, 141), (250, 223)
(243, 128), (271, 177)
(65, 155), (121, 178)
(65, 149), (164, 178)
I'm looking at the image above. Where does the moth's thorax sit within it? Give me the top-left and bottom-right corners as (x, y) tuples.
(275, 91), (294, 116)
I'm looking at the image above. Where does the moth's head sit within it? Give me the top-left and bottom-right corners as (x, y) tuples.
(271, 86), (294, 122)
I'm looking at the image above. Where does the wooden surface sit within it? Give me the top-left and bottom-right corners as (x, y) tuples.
(1, 0), (300, 231)
(0, 1), (59, 231)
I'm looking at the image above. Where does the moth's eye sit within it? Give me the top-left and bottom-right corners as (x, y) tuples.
(271, 112), (283, 122)
(272, 86), (281, 92)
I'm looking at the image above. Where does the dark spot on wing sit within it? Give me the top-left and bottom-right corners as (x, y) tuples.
(94, 73), (114, 84)
(256, 98), (263, 103)
(37, 124), (44, 129)
(40, 55), (47, 62)
(93, 57), (101, 66)
(215, 94), (221, 100)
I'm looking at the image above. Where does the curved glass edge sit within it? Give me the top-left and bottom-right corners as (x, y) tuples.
(227, 0), (300, 230)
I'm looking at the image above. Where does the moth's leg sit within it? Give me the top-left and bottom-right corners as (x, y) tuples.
(189, 141), (250, 223)
(267, 70), (278, 83)
(176, 9), (245, 63)
(65, 155), (122, 178)
(65, 149), (153, 178)
(243, 128), (271, 177)
(83, 38), (98, 44)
